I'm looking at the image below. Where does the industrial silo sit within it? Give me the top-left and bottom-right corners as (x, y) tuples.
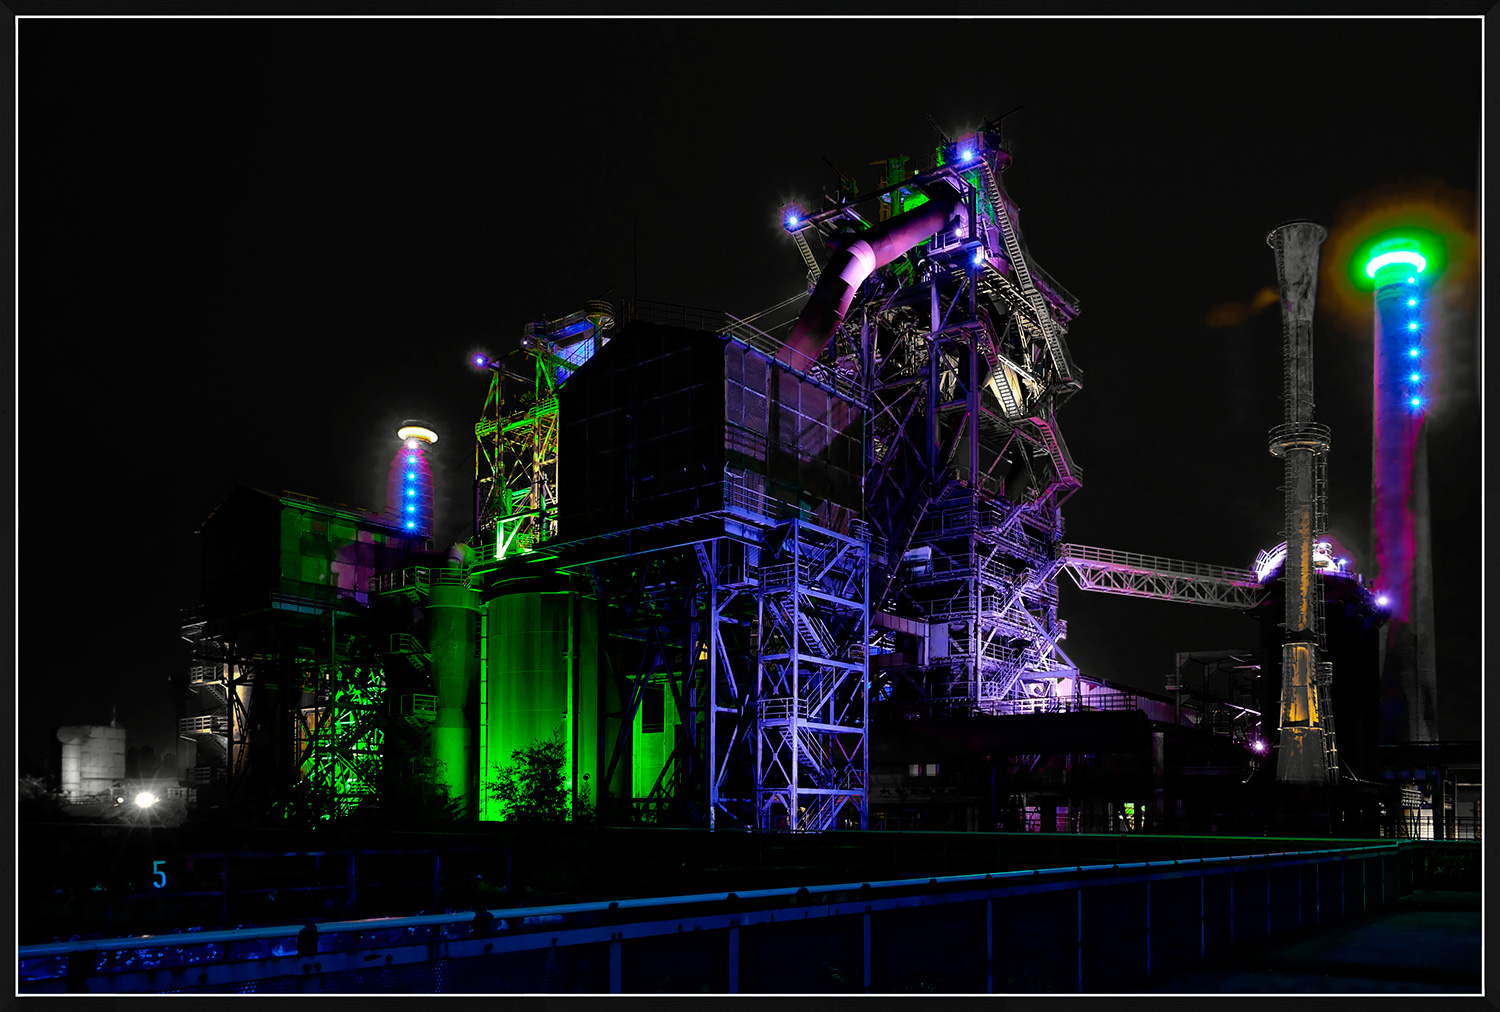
(479, 574), (600, 822)
(427, 545), (482, 814)
(56, 724), (127, 800)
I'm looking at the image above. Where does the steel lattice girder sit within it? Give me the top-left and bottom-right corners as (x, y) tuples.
(1060, 562), (1265, 610)
(754, 519), (870, 832)
(574, 539), (761, 830)
(298, 671), (387, 816)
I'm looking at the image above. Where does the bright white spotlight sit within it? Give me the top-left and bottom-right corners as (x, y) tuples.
(134, 792), (158, 808)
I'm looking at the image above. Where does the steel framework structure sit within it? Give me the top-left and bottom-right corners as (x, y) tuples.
(474, 303), (614, 556)
(180, 620), (248, 796)
(545, 456), (871, 832)
(472, 119), (1076, 826)
(1058, 543), (1266, 610)
(783, 119), (1084, 716)
(294, 662), (388, 819)
(1168, 649), (1263, 739)
(565, 532), (732, 827)
(182, 600), (399, 819)
(754, 517), (870, 831)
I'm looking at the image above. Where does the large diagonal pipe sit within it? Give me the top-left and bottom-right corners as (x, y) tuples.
(783, 184), (966, 372)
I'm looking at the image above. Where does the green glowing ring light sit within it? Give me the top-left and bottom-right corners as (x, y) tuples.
(1350, 227), (1446, 291)
(1364, 247), (1426, 278)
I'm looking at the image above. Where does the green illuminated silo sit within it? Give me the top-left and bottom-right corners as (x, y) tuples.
(427, 562), (481, 814)
(480, 580), (599, 821)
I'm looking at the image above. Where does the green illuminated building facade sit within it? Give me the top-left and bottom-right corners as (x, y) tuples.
(183, 484), (428, 817)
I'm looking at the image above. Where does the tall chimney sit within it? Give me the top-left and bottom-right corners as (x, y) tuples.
(1266, 221), (1334, 785)
(389, 420), (438, 538)
(1366, 238), (1439, 742)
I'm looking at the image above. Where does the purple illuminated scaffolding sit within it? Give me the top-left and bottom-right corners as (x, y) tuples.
(782, 120), (1084, 717)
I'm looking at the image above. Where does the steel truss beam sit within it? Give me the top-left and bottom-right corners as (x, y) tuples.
(1058, 543), (1266, 611)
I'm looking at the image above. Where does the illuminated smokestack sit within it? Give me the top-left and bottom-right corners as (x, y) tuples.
(389, 420), (437, 538)
(1365, 236), (1438, 741)
(1266, 221), (1333, 785)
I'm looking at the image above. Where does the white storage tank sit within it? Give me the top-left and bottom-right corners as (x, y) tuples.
(56, 724), (127, 800)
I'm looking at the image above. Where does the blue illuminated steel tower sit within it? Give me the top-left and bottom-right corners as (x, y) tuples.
(388, 421), (437, 539)
(1367, 240), (1438, 742)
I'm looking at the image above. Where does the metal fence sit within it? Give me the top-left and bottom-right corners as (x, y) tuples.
(20, 841), (1414, 994)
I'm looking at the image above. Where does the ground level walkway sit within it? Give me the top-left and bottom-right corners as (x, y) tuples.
(1160, 891), (1480, 993)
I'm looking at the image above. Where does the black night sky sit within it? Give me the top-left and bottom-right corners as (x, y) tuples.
(19, 17), (1482, 774)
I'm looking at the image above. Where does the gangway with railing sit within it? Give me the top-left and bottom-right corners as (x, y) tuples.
(1058, 543), (1265, 610)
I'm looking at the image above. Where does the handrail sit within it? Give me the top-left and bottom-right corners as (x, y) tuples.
(366, 567), (430, 595)
(18, 841), (1407, 963)
(1059, 543), (1259, 587)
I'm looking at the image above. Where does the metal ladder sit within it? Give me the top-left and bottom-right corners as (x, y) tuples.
(792, 228), (821, 283)
(980, 162), (1080, 387)
(1314, 660), (1339, 783)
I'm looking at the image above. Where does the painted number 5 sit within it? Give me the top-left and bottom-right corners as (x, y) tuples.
(152, 860), (167, 890)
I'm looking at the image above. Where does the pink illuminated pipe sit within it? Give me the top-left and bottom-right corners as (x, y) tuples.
(784, 185), (967, 372)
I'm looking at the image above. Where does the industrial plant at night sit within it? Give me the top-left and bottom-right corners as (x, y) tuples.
(19, 15), (1481, 993)
(138, 123), (1469, 845)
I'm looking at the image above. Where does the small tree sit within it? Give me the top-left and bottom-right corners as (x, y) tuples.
(18, 775), (64, 821)
(486, 730), (592, 824)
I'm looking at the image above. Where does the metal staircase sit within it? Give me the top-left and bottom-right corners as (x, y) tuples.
(1026, 414), (1083, 494)
(980, 160), (1080, 388)
(795, 789), (847, 832)
(384, 632), (430, 672)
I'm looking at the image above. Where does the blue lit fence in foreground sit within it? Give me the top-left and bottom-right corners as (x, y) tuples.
(20, 841), (1410, 993)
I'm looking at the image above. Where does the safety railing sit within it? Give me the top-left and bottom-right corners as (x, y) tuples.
(399, 694), (438, 727)
(385, 633), (428, 658)
(1059, 544), (1260, 586)
(177, 715), (228, 736)
(474, 508), (557, 565)
(367, 567), (429, 596)
(188, 666), (222, 686)
(756, 696), (809, 723)
(426, 568), (472, 590)
(622, 298), (729, 334)
(19, 841), (1413, 994)
(721, 475), (805, 525)
(991, 692), (1139, 716)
